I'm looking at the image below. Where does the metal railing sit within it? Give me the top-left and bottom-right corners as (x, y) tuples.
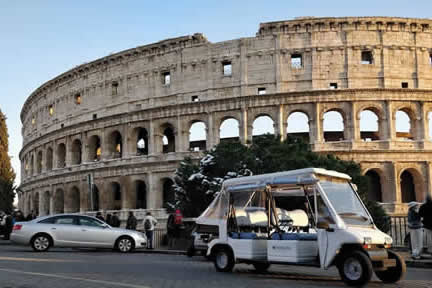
(388, 216), (430, 249)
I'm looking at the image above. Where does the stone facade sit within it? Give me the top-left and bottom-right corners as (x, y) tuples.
(18, 17), (432, 217)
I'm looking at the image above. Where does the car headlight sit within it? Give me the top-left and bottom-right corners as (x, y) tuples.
(385, 237), (392, 244)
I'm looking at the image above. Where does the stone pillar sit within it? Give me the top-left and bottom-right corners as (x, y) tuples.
(176, 117), (187, 152)
(310, 103), (323, 143)
(38, 192), (44, 216)
(121, 176), (134, 209)
(351, 102), (360, 141)
(80, 180), (89, 212)
(418, 102), (428, 141)
(207, 113), (215, 150)
(240, 108), (250, 144)
(65, 136), (71, 167)
(147, 172), (158, 209)
(391, 162), (401, 204)
(278, 105), (286, 141)
(385, 101), (395, 141)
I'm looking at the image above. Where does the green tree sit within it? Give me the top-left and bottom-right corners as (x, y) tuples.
(173, 134), (390, 232)
(0, 110), (15, 213)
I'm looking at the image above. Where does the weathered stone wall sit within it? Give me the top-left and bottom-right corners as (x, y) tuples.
(18, 17), (432, 216)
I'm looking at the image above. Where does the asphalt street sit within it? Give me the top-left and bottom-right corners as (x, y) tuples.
(0, 241), (430, 288)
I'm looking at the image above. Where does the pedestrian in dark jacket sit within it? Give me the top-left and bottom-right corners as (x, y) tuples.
(419, 195), (432, 253)
(408, 201), (423, 259)
(111, 212), (121, 228)
(95, 212), (105, 222)
(4, 215), (13, 240)
(126, 211), (137, 230)
(106, 213), (112, 226)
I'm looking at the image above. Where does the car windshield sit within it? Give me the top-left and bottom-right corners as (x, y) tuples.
(320, 181), (372, 226)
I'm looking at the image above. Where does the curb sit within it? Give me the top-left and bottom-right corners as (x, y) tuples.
(405, 260), (432, 269)
(138, 249), (186, 255)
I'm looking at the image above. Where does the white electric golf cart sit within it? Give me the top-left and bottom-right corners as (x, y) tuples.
(196, 168), (405, 286)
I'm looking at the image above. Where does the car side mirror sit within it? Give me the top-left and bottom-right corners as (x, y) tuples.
(316, 220), (329, 230)
(102, 224), (109, 229)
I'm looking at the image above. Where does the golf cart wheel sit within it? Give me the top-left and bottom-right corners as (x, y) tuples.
(338, 250), (373, 286)
(31, 233), (52, 252)
(116, 236), (135, 253)
(213, 247), (235, 272)
(252, 262), (271, 273)
(375, 250), (406, 283)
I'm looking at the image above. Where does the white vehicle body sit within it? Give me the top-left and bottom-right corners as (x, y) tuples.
(197, 168), (404, 286)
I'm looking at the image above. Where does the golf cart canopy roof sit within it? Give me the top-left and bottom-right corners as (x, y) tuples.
(223, 168), (351, 193)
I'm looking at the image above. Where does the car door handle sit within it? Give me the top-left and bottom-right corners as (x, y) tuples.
(51, 228), (56, 230)
(81, 229), (87, 232)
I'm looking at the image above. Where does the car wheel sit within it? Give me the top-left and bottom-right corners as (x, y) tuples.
(213, 247), (235, 272)
(116, 236), (135, 253)
(338, 250), (373, 286)
(31, 234), (52, 252)
(375, 250), (406, 283)
(252, 262), (271, 273)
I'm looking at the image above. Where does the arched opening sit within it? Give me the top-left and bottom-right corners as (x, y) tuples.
(46, 147), (53, 171)
(88, 135), (101, 161)
(36, 151), (43, 174)
(111, 182), (122, 210)
(91, 185), (100, 211)
(360, 110), (380, 141)
(396, 110), (413, 140)
(162, 126), (175, 153)
(57, 143), (66, 168)
(135, 180), (147, 209)
(108, 131), (122, 159)
(69, 186), (80, 213)
(54, 188), (64, 214)
(30, 154), (34, 175)
(71, 139), (82, 165)
(401, 170), (416, 203)
(33, 192), (39, 215)
(365, 170), (382, 202)
(323, 110), (345, 142)
(135, 128), (149, 155)
(189, 121), (207, 152)
(287, 111), (310, 143)
(253, 115), (275, 139)
(42, 191), (50, 216)
(162, 178), (175, 212)
(219, 118), (240, 143)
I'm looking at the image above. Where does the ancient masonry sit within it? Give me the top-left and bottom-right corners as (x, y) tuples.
(18, 17), (432, 217)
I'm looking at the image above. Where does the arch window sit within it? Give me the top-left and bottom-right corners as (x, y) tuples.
(396, 110), (413, 140)
(135, 128), (149, 155)
(54, 189), (64, 214)
(162, 178), (175, 212)
(88, 135), (101, 161)
(360, 110), (380, 141)
(365, 170), (382, 202)
(71, 139), (82, 165)
(135, 180), (147, 209)
(287, 112), (310, 143)
(401, 170), (416, 203)
(252, 115), (274, 137)
(189, 121), (207, 152)
(162, 126), (175, 153)
(108, 131), (122, 159)
(219, 118), (240, 143)
(46, 147), (53, 171)
(36, 151), (43, 174)
(111, 182), (122, 210)
(323, 111), (344, 142)
(57, 143), (66, 168)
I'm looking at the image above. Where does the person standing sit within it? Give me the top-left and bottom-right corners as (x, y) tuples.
(144, 212), (158, 249)
(408, 201), (423, 259)
(126, 211), (137, 230)
(111, 212), (121, 227)
(105, 213), (112, 226)
(95, 211), (105, 222)
(419, 195), (432, 254)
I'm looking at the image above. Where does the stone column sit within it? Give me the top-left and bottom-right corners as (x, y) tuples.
(80, 180), (89, 212)
(385, 101), (395, 141)
(65, 136), (71, 167)
(351, 102), (360, 141)
(206, 113), (215, 150)
(147, 172), (158, 209)
(310, 103), (323, 143)
(278, 105), (286, 141)
(120, 176), (134, 209)
(418, 102), (428, 141)
(38, 192), (44, 216)
(240, 108), (251, 144)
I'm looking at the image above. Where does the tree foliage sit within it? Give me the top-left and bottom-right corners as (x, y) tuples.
(0, 110), (15, 213)
(173, 135), (390, 232)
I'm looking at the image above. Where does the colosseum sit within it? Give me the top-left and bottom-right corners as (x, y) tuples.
(18, 16), (432, 218)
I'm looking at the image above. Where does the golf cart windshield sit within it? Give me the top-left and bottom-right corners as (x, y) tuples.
(320, 181), (372, 226)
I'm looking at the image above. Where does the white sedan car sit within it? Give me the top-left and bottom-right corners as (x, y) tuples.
(10, 214), (146, 253)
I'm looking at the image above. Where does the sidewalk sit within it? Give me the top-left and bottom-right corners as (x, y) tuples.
(398, 250), (432, 268)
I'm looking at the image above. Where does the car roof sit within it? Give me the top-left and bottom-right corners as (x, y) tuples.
(34, 214), (97, 221)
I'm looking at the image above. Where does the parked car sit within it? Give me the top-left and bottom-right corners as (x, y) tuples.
(10, 214), (147, 252)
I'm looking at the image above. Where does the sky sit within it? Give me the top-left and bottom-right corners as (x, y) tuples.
(1, 0), (430, 191)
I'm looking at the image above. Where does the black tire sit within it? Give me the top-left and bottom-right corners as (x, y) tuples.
(116, 236), (135, 253)
(375, 250), (406, 283)
(252, 262), (271, 273)
(338, 250), (373, 287)
(213, 247), (235, 272)
(31, 233), (52, 252)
